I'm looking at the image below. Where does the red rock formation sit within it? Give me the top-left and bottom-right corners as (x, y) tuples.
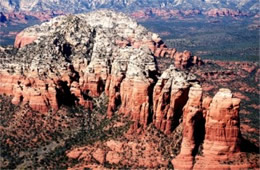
(131, 8), (201, 20)
(2, 11), (159, 119)
(15, 30), (202, 69)
(14, 31), (37, 48)
(79, 60), (109, 97)
(0, 11), (64, 26)
(172, 84), (203, 169)
(0, 10), (258, 170)
(182, 10), (201, 16)
(173, 50), (202, 68)
(104, 48), (157, 132)
(203, 88), (241, 155)
(116, 37), (203, 69)
(0, 60), (104, 113)
(172, 88), (245, 169)
(119, 78), (152, 132)
(202, 96), (212, 117)
(0, 71), (59, 112)
(104, 55), (129, 118)
(152, 66), (191, 134)
(92, 148), (106, 164)
(13, 12), (203, 69)
(105, 75), (124, 117)
(67, 137), (169, 169)
(131, 10), (149, 20)
(192, 88), (244, 169)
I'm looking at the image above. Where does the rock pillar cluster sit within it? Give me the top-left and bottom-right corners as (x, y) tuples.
(172, 88), (242, 169)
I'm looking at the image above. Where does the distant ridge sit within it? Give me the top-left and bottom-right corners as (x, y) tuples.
(0, 0), (258, 13)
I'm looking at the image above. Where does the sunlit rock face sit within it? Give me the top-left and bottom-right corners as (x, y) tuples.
(203, 88), (241, 155)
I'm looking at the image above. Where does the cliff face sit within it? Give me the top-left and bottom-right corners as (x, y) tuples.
(152, 66), (197, 134)
(172, 84), (203, 169)
(105, 47), (157, 131)
(0, 10), (250, 169)
(203, 88), (241, 155)
(172, 88), (244, 169)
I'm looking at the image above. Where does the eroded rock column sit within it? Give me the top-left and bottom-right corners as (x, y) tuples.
(171, 84), (203, 169)
(203, 88), (241, 155)
(153, 65), (197, 135)
(193, 88), (242, 169)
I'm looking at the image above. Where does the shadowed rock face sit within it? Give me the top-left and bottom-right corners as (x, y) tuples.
(171, 84), (203, 169)
(0, 10), (250, 169)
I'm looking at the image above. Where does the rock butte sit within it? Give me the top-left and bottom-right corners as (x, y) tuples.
(0, 10), (250, 169)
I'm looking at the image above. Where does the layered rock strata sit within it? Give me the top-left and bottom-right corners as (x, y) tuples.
(203, 88), (241, 155)
(206, 8), (247, 17)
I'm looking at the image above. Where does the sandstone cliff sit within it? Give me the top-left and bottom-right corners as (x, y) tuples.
(172, 88), (247, 169)
(203, 88), (241, 155)
(152, 65), (198, 134)
(172, 84), (203, 169)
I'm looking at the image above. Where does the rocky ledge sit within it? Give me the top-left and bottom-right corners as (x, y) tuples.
(0, 10), (256, 169)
